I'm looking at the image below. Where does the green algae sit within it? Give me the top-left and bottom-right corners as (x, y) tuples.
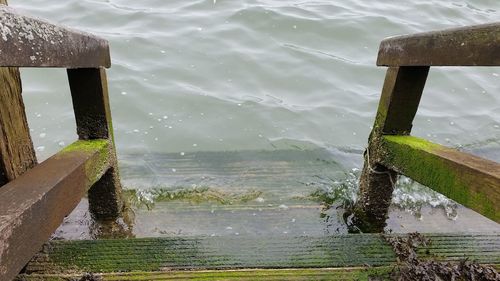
(123, 187), (262, 209)
(57, 139), (112, 187)
(16, 268), (393, 281)
(60, 140), (109, 155)
(380, 135), (498, 222)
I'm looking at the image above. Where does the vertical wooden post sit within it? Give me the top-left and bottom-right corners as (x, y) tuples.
(67, 67), (122, 220)
(0, 0), (38, 186)
(353, 66), (429, 232)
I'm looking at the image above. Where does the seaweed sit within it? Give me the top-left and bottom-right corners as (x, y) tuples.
(385, 232), (500, 281)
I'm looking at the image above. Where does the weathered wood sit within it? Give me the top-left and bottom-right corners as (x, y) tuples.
(377, 23), (500, 66)
(21, 234), (500, 276)
(0, 140), (112, 281)
(0, 67), (37, 186)
(18, 268), (394, 281)
(354, 66), (429, 232)
(68, 68), (113, 140)
(373, 67), (429, 135)
(0, 5), (110, 68)
(379, 135), (500, 222)
(0, 0), (36, 188)
(68, 68), (122, 219)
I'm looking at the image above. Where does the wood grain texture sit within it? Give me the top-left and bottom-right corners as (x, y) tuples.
(0, 5), (110, 68)
(18, 268), (394, 281)
(0, 67), (37, 186)
(380, 135), (500, 222)
(354, 66), (429, 232)
(0, 0), (37, 187)
(377, 22), (500, 66)
(20, 233), (500, 276)
(0, 140), (111, 281)
(68, 68), (123, 219)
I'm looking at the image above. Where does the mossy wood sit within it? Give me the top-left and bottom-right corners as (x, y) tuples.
(0, 0), (37, 187)
(18, 268), (394, 281)
(68, 68), (123, 219)
(0, 67), (37, 186)
(380, 135), (500, 222)
(357, 22), (500, 231)
(0, 140), (112, 281)
(0, 5), (123, 281)
(377, 22), (500, 66)
(354, 66), (428, 232)
(0, 4), (110, 68)
(19, 233), (500, 280)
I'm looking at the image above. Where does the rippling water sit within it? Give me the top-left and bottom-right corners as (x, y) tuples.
(8, 0), (500, 237)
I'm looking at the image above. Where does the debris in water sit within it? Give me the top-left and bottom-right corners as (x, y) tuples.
(385, 232), (500, 281)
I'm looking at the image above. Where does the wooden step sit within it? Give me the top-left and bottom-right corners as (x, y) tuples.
(18, 268), (393, 281)
(18, 233), (500, 280)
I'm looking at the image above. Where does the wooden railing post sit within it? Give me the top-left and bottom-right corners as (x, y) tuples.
(68, 68), (123, 220)
(353, 66), (429, 232)
(0, 1), (37, 188)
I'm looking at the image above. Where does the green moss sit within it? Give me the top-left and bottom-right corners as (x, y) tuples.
(46, 238), (202, 272)
(58, 140), (112, 187)
(381, 135), (498, 221)
(60, 139), (109, 154)
(383, 135), (440, 151)
(17, 268), (392, 281)
(123, 187), (262, 209)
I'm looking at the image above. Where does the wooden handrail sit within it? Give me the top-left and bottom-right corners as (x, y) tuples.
(355, 23), (500, 233)
(377, 23), (500, 66)
(380, 135), (500, 221)
(0, 5), (110, 68)
(0, 140), (111, 279)
(0, 5), (121, 281)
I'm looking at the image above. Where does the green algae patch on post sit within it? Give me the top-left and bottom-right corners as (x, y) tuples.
(59, 139), (112, 187)
(60, 139), (109, 154)
(380, 135), (500, 222)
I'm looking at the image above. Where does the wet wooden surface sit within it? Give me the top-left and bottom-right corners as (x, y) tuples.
(0, 5), (110, 68)
(377, 23), (500, 66)
(19, 233), (500, 280)
(68, 68), (123, 219)
(380, 135), (500, 222)
(0, 140), (111, 281)
(50, 148), (500, 240)
(18, 268), (394, 281)
(354, 66), (429, 232)
(0, 67), (37, 186)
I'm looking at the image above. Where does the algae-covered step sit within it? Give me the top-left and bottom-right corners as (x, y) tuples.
(18, 233), (500, 280)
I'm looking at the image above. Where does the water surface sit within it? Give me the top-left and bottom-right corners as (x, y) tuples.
(9, 0), (500, 238)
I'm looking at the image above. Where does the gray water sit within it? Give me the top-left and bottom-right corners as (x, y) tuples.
(8, 0), (500, 238)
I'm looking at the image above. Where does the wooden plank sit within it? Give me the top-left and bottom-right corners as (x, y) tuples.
(379, 135), (500, 222)
(354, 66), (429, 232)
(22, 234), (499, 275)
(373, 67), (429, 136)
(377, 22), (500, 66)
(25, 235), (395, 273)
(0, 67), (37, 186)
(0, 140), (111, 281)
(0, 0), (36, 188)
(68, 68), (113, 140)
(68, 68), (123, 219)
(0, 5), (110, 68)
(17, 268), (394, 281)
